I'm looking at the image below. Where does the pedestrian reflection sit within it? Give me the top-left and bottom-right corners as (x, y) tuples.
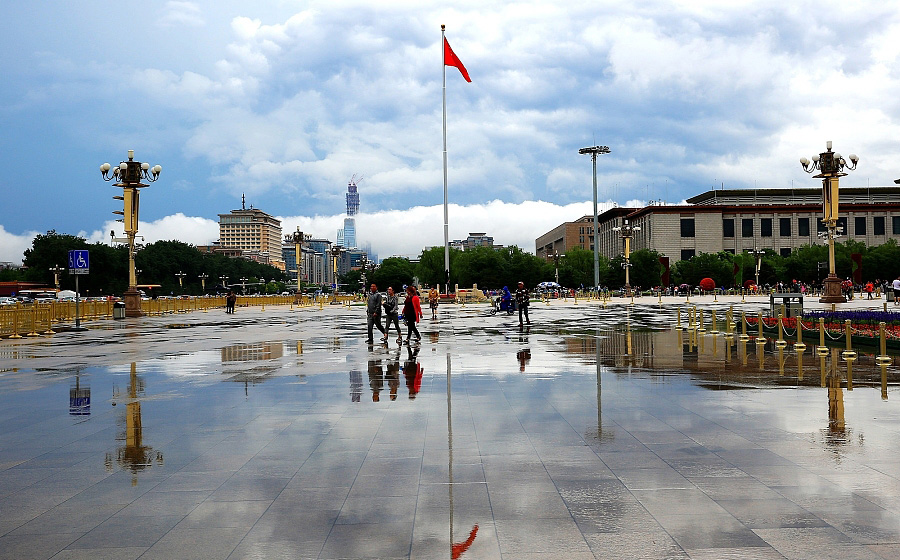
(516, 348), (531, 372)
(368, 359), (384, 402)
(105, 362), (163, 485)
(386, 346), (401, 401)
(404, 345), (422, 399)
(350, 369), (362, 402)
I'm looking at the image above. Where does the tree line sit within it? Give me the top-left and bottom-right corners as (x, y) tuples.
(6, 231), (900, 296)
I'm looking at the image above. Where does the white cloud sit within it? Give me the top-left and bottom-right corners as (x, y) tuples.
(0, 226), (41, 264)
(160, 1), (205, 28)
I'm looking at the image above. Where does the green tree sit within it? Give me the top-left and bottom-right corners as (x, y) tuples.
(415, 246), (462, 288)
(629, 249), (663, 289)
(371, 257), (415, 291)
(557, 247), (599, 288)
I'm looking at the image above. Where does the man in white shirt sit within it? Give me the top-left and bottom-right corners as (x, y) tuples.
(892, 277), (900, 306)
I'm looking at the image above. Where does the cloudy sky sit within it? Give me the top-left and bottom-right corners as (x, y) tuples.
(2, 0), (899, 264)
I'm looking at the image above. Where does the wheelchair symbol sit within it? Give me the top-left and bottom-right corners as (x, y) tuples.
(76, 253), (87, 267)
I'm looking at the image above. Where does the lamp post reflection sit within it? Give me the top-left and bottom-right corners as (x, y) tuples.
(106, 363), (163, 485)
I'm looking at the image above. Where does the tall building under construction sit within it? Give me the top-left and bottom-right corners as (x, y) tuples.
(339, 177), (360, 249)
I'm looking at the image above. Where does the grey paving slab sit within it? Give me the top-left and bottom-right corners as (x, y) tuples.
(1, 300), (900, 558)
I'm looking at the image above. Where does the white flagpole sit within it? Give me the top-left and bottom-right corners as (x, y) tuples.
(441, 24), (450, 295)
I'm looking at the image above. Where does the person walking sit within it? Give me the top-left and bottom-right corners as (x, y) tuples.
(382, 286), (403, 344)
(226, 290), (236, 314)
(892, 276), (900, 306)
(429, 287), (439, 319)
(366, 283), (386, 344)
(403, 285), (422, 344)
(515, 281), (530, 327)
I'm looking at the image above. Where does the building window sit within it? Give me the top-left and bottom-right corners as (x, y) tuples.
(761, 218), (772, 237)
(724, 249), (735, 254)
(893, 216), (900, 235)
(780, 248), (791, 257)
(837, 217), (847, 235)
(817, 218), (826, 233)
(855, 216), (866, 236)
(723, 219), (734, 238)
(875, 216), (885, 236)
(779, 218), (791, 237)
(798, 218), (810, 236)
(742, 218), (753, 237)
(680, 218), (695, 238)
(681, 249), (695, 261)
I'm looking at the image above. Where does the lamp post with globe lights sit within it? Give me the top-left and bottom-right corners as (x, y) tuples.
(612, 219), (640, 296)
(101, 150), (161, 316)
(175, 272), (186, 294)
(285, 227), (304, 298)
(198, 274), (208, 294)
(49, 265), (65, 292)
(800, 141), (858, 303)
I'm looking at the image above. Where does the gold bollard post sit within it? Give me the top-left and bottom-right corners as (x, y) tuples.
(795, 316), (806, 351)
(841, 319), (857, 363)
(876, 322), (892, 367)
(756, 311), (765, 344)
(710, 309), (719, 334)
(677, 307), (682, 329)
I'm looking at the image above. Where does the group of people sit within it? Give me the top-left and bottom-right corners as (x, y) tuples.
(366, 283), (423, 345)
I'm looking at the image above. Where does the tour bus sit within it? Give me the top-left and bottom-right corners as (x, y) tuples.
(14, 289), (59, 303)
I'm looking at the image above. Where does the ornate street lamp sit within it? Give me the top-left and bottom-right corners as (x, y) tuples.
(330, 245), (344, 300)
(612, 219), (640, 296)
(102, 150), (161, 317)
(285, 227), (304, 296)
(552, 251), (562, 286)
(49, 265), (65, 292)
(746, 248), (766, 291)
(240, 277), (248, 295)
(579, 145), (611, 288)
(198, 273), (208, 293)
(800, 141), (859, 303)
(175, 271), (186, 293)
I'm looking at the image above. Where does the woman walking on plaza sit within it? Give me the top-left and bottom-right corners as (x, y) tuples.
(429, 287), (439, 319)
(382, 286), (403, 344)
(403, 286), (422, 344)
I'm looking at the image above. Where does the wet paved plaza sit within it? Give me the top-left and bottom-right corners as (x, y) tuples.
(2, 297), (900, 559)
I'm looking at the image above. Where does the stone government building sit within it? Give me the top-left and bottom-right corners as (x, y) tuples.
(537, 187), (900, 263)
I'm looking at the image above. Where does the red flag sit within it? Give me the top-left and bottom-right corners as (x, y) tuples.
(444, 38), (471, 82)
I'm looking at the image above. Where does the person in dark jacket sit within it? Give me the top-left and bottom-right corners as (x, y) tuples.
(382, 286), (402, 344)
(515, 281), (530, 326)
(402, 285), (422, 344)
(366, 284), (386, 344)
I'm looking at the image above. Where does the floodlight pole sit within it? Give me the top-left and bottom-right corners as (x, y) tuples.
(579, 145), (610, 288)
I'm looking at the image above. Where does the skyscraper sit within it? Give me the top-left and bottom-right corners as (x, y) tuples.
(342, 177), (360, 249)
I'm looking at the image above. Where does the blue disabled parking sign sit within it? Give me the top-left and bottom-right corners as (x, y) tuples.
(68, 250), (89, 274)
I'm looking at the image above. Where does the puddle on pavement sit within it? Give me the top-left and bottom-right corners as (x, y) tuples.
(3, 306), (900, 559)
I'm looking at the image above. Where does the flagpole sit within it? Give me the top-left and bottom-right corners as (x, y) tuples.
(441, 24), (450, 295)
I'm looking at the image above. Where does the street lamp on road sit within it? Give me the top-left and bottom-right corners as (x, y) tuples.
(612, 219), (640, 296)
(101, 150), (161, 317)
(175, 271), (186, 293)
(579, 145), (611, 288)
(198, 273), (208, 293)
(800, 141), (859, 303)
(240, 277), (248, 294)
